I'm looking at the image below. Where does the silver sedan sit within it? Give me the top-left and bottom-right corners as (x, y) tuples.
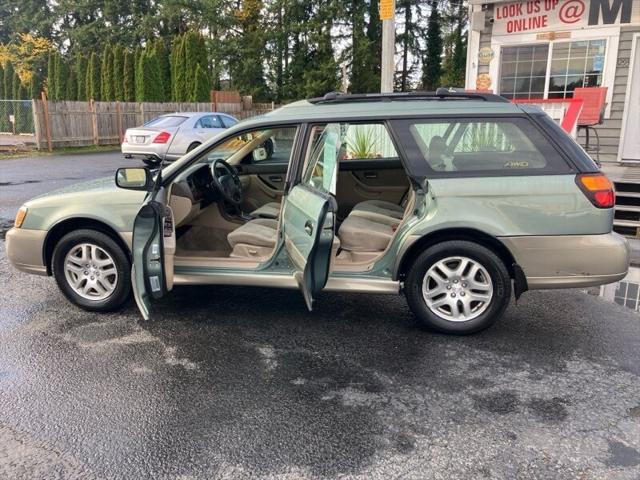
(122, 112), (239, 166)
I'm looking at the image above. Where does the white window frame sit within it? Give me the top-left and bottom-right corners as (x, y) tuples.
(490, 26), (620, 118)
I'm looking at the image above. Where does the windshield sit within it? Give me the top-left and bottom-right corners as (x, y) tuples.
(143, 115), (187, 128)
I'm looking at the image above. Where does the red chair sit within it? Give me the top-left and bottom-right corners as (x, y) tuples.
(573, 87), (607, 165)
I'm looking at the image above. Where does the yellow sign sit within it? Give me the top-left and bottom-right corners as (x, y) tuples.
(476, 73), (492, 91)
(380, 0), (394, 21)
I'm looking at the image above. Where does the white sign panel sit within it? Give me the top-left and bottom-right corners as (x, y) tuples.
(492, 0), (640, 35)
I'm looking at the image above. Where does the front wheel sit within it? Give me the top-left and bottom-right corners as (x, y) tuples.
(52, 229), (131, 312)
(405, 240), (511, 334)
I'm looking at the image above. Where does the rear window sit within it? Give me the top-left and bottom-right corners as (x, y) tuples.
(144, 115), (187, 128)
(391, 117), (570, 176)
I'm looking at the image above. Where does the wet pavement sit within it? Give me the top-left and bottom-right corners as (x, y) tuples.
(1, 152), (640, 479)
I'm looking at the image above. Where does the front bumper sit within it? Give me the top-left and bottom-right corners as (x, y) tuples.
(5, 227), (48, 276)
(500, 232), (630, 289)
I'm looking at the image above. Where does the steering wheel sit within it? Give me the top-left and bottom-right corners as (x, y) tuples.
(210, 159), (243, 206)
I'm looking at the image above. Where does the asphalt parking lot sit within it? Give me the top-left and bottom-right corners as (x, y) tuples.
(1, 152), (640, 479)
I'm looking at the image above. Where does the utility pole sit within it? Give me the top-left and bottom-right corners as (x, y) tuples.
(380, 0), (395, 93)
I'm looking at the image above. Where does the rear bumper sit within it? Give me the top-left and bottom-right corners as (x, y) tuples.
(5, 227), (48, 276)
(500, 233), (630, 289)
(121, 142), (168, 160)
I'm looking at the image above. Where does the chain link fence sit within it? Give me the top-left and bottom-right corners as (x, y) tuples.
(0, 100), (35, 135)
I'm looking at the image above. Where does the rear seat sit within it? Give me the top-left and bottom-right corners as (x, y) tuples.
(338, 199), (406, 253)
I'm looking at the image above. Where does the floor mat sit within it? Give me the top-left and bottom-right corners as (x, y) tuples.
(175, 225), (232, 258)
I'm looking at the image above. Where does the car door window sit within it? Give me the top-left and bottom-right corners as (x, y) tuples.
(195, 115), (223, 129)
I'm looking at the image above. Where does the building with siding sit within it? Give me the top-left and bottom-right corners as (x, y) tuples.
(465, 0), (640, 165)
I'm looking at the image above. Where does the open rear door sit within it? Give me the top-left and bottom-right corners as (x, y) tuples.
(282, 124), (340, 310)
(131, 173), (175, 320)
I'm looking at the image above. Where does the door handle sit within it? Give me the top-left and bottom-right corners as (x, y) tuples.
(363, 172), (378, 179)
(304, 220), (314, 236)
(268, 176), (283, 183)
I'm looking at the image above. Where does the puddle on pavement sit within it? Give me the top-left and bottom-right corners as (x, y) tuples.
(598, 265), (640, 313)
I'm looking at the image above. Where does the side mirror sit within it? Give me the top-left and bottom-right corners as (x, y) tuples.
(115, 167), (153, 191)
(252, 147), (268, 162)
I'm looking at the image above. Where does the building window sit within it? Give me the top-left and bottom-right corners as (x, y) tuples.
(498, 40), (606, 100)
(548, 40), (606, 99)
(499, 45), (549, 99)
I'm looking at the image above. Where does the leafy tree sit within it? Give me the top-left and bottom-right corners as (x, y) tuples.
(112, 45), (124, 101)
(123, 49), (135, 102)
(422, 1), (443, 90)
(192, 64), (210, 102)
(100, 46), (114, 101)
(76, 54), (87, 100)
(87, 52), (101, 100)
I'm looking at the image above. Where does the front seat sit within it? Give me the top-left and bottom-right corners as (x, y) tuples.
(227, 218), (279, 259)
(251, 201), (281, 219)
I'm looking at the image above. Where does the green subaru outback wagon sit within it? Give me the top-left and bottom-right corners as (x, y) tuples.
(6, 91), (630, 334)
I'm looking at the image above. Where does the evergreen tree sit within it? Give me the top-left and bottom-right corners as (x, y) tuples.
(183, 32), (208, 101)
(65, 67), (77, 100)
(12, 73), (23, 132)
(422, 1), (443, 91)
(0, 65), (4, 99)
(192, 64), (210, 102)
(171, 35), (187, 101)
(396, 0), (424, 92)
(136, 49), (163, 102)
(440, 2), (467, 88)
(112, 45), (124, 101)
(4, 62), (15, 100)
(87, 52), (101, 100)
(100, 46), (114, 101)
(123, 49), (135, 102)
(29, 69), (43, 99)
(76, 54), (87, 100)
(0, 65), (6, 131)
(53, 54), (68, 100)
(302, 23), (339, 98)
(154, 39), (171, 100)
(229, 0), (270, 101)
(46, 52), (55, 99)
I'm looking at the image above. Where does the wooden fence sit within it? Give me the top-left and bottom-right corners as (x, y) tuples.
(32, 96), (278, 150)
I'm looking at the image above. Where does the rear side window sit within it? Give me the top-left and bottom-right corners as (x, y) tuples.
(392, 117), (571, 176)
(195, 115), (222, 129)
(144, 115), (187, 128)
(221, 116), (238, 128)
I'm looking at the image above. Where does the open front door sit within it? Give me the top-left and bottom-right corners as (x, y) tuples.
(130, 172), (176, 320)
(283, 123), (340, 310)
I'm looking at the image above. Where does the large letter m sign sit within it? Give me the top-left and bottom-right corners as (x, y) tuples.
(588, 0), (633, 25)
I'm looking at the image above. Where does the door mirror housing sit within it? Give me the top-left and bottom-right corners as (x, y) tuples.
(115, 168), (153, 191)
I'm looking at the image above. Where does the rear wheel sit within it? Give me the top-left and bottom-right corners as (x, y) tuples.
(187, 142), (201, 153)
(143, 157), (161, 167)
(52, 229), (131, 312)
(405, 240), (511, 334)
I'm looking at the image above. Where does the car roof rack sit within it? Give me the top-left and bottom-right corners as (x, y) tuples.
(309, 88), (510, 104)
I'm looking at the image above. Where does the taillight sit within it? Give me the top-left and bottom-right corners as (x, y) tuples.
(153, 131), (171, 144)
(576, 173), (615, 208)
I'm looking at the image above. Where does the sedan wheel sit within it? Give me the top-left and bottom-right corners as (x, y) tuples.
(52, 229), (131, 311)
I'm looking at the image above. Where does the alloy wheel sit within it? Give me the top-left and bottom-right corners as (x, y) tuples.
(421, 256), (493, 322)
(64, 243), (118, 301)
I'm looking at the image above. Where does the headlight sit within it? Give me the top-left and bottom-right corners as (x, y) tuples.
(14, 206), (27, 228)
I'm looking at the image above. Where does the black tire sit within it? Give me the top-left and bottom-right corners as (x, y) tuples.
(52, 229), (131, 312)
(187, 142), (201, 153)
(143, 157), (161, 167)
(405, 240), (511, 335)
